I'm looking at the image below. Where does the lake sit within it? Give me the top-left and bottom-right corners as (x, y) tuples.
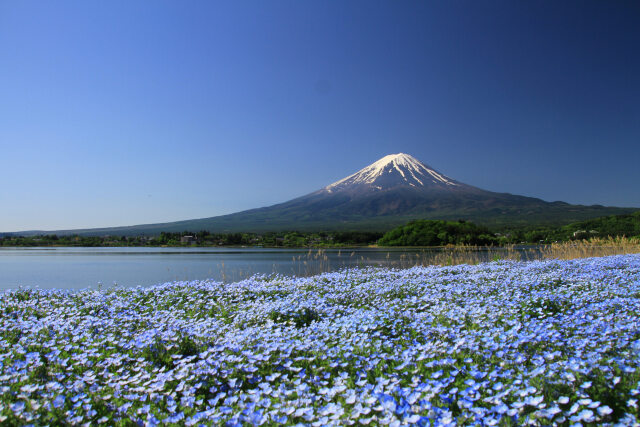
(0, 246), (542, 290)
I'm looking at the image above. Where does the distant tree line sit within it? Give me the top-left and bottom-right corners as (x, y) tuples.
(2, 211), (638, 248)
(0, 234), (154, 247)
(377, 212), (640, 246)
(0, 230), (384, 248)
(378, 220), (496, 246)
(495, 211), (640, 244)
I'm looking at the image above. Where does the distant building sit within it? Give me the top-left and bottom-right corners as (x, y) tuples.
(181, 235), (196, 244)
(573, 230), (599, 237)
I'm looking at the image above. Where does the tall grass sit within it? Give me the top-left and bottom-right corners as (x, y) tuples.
(286, 237), (640, 276)
(424, 237), (640, 266)
(290, 248), (331, 276)
(542, 236), (640, 260)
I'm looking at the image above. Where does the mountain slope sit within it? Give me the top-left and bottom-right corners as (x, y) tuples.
(10, 153), (637, 236)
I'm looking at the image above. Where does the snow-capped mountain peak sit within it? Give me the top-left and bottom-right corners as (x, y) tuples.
(325, 153), (458, 192)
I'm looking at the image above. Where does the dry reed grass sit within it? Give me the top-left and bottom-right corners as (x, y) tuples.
(541, 236), (640, 260)
(287, 237), (640, 276)
(422, 237), (640, 267)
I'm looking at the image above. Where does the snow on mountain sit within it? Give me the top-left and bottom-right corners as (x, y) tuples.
(325, 153), (458, 192)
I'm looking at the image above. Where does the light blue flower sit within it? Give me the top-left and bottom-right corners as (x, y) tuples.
(52, 395), (65, 409)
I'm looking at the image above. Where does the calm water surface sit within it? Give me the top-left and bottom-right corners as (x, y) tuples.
(0, 246), (539, 290)
(0, 247), (416, 290)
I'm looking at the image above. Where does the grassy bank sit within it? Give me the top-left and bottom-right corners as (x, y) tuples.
(408, 236), (640, 268)
(285, 237), (640, 275)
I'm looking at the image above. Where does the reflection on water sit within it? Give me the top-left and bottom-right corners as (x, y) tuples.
(0, 246), (549, 290)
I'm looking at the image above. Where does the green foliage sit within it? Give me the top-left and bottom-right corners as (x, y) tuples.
(332, 231), (384, 244)
(142, 336), (201, 368)
(268, 307), (322, 328)
(518, 297), (572, 320)
(378, 220), (497, 246)
(562, 211), (640, 238)
(2, 210), (638, 248)
(1, 230), (382, 248)
(497, 210), (640, 244)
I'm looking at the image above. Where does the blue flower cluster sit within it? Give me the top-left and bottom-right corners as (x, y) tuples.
(1, 255), (640, 425)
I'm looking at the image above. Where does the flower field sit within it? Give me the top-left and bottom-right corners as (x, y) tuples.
(1, 255), (640, 426)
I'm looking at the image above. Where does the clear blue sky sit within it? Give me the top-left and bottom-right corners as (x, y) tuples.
(1, 1), (639, 231)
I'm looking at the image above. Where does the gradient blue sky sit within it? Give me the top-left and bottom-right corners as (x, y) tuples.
(1, 1), (639, 231)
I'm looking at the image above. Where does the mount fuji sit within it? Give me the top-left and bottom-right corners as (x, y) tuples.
(17, 153), (636, 235)
(324, 153), (460, 192)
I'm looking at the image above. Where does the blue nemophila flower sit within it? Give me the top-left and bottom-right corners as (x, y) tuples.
(1, 255), (640, 425)
(52, 395), (65, 409)
(10, 401), (25, 414)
